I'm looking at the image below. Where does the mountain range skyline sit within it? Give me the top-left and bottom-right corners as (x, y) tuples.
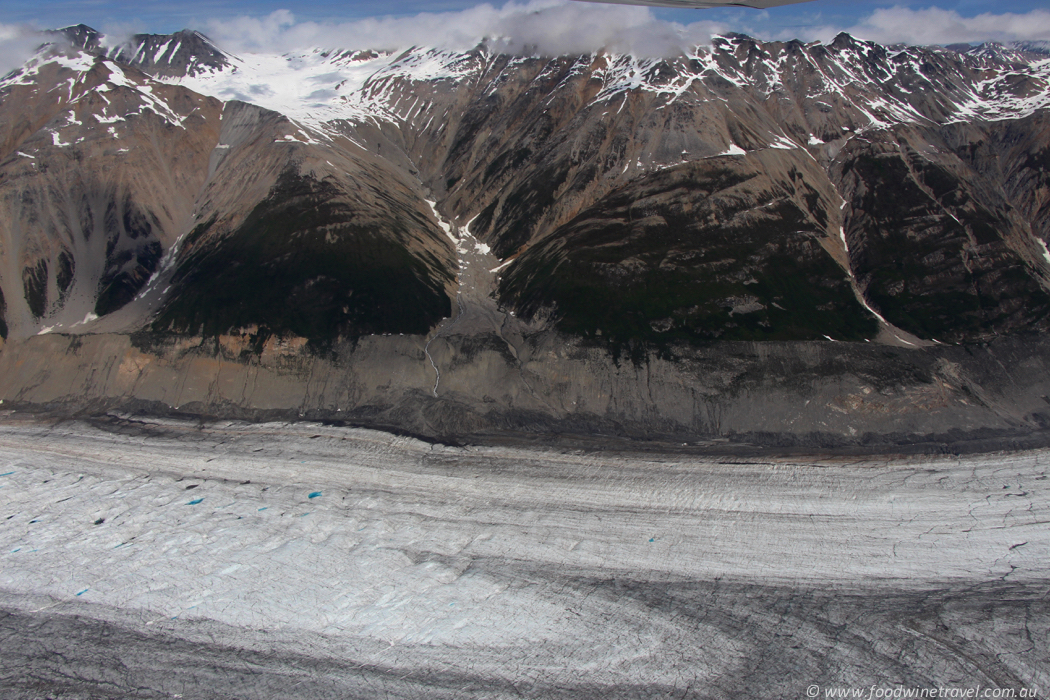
(2, 1), (1050, 59)
(2, 8), (1050, 446)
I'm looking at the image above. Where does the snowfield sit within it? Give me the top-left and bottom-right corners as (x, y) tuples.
(0, 416), (1047, 697)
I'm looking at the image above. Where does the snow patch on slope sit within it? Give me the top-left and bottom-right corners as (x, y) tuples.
(165, 46), (477, 137)
(1038, 238), (1050, 265)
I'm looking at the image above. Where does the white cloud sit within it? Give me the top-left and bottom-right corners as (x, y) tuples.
(98, 21), (148, 52)
(848, 6), (1050, 46)
(0, 24), (43, 77)
(757, 6), (1050, 46)
(197, 3), (1050, 60)
(202, 1), (726, 58)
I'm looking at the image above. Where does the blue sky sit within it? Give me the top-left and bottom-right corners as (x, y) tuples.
(0, 1), (1042, 30)
(0, 0), (1044, 33)
(1, 0), (1049, 53)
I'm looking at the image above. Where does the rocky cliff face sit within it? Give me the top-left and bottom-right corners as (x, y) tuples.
(0, 46), (222, 339)
(1, 27), (1049, 447)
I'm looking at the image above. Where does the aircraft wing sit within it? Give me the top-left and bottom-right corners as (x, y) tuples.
(571, 0), (813, 8)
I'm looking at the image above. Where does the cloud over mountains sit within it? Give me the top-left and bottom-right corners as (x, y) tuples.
(198, 2), (1050, 57)
(202, 1), (725, 58)
(0, 23), (44, 76)
(792, 6), (1050, 46)
(1, 2), (1049, 76)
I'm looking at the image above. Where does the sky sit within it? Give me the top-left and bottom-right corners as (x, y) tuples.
(1, 0), (1049, 68)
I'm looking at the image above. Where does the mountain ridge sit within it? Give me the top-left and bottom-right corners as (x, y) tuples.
(1, 24), (1049, 447)
(5, 23), (1050, 349)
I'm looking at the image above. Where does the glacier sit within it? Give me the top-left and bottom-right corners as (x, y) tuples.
(0, 416), (1047, 697)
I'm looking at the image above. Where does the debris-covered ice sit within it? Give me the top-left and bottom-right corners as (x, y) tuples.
(0, 417), (1047, 696)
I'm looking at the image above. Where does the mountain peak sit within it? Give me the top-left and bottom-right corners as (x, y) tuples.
(36, 24), (230, 79)
(829, 32), (862, 50)
(50, 24), (103, 52)
(105, 29), (230, 78)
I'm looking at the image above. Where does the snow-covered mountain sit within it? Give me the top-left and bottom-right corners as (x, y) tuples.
(2, 26), (1049, 348)
(2, 25), (1050, 445)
